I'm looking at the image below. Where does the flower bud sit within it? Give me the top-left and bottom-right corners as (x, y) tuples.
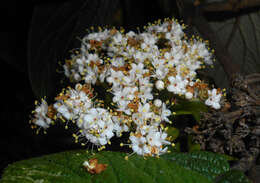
(185, 92), (193, 99)
(154, 99), (162, 107)
(155, 80), (164, 90)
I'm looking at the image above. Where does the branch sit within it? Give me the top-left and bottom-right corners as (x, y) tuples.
(202, 0), (260, 12)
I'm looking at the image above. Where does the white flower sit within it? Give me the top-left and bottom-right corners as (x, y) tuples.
(106, 69), (125, 87)
(137, 125), (154, 136)
(79, 108), (115, 146)
(205, 89), (221, 109)
(139, 86), (153, 103)
(112, 87), (137, 104)
(72, 71), (81, 81)
(146, 129), (170, 147)
(138, 103), (153, 120)
(54, 104), (72, 120)
(129, 63), (148, 80)
(54, 85), (93, 120)
(33, 100), (52, 129)
(155, 66), (169, 79)
(116, 101), (131, 115)
(140, 33), (156, 50)
(161, 103), (171, 122)
(63, 65), (70, 77)
(84, 68), (97, 84)
(112, 33), (123, 44)
(129, 134), (150, 155)
(112, 116), (129, 137)
(167, 75), (188, 95)
(110, 57), (125, 67)
(133, 51), (146, 62)
(194, 41), (212, 65)
(126, 31), (136, 37)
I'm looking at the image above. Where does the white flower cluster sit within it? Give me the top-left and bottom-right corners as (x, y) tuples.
(31, 18), (223, 157)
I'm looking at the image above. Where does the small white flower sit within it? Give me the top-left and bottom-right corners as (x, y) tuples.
(146, 129), (170, 147)
(130, 134), (150, 155)
(129, 63), (147, 79)
(84, 68), (97, 84)
(161, 103), (171, 122)
(112, 33), (123, 44)
(139, 86), (153, 103)
(54, 104), (72, 120)
(167, 75), (188, 95)
(33, 100), (52, 129)
(205, 89), (221, 109)
(113, 87), (137, 104)
(106, 69), (125, 87)
(79, 108), (115, 146)
(138, 103), (153, 120)
(112, 116), (129, 137)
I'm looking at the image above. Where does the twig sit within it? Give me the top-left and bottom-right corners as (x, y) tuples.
(202, 0), (260, 12)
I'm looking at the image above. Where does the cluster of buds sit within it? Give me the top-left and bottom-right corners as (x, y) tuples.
(30, 18), (223, 157)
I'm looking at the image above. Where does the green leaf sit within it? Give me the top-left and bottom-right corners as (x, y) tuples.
(188, 135), (201, 152)
(169, 142), (181, 152)
(217, 153), (238, 162)
(172, 100), (208, 122)
(189, 144), (201, 152)
(166, 127), (179, 141)
(0, 150), (211, 183)
(214, 170), (252, 183)
(162, 151), (230, 182)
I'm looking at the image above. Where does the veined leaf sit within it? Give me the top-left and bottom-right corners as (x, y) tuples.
(166, 127), (179, 141)
(1, 150), (251, 183)
(0, 150), (211, 183)
(188, 135), (201, 152)
(162, 151), (230, 181)
(214, 170), (252, 183)
(162, 151), (251, 182)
